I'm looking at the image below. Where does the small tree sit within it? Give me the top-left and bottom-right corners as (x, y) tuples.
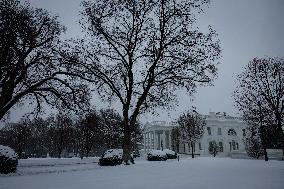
(99, 109), (124, 149)
(76, 110), (101, 158)
(47, 114), (74, 158)
(243, 124), (263, 159)
(171, 127), (181, 153)
(0, 121), (32, 158)
(177, 110), (205, 158)
(208, 141), (218, 157)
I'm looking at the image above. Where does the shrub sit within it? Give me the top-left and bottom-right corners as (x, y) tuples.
(147, 150), (167, 161)
(99, 149), (134, 166)
(0, 145), (18, 174)
(163, 149), (177, 159)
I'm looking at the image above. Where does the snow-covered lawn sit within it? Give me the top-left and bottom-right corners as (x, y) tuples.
(1, 157), (284, 189)
(15, 157), (100, 175)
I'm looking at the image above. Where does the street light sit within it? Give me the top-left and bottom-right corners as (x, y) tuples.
(257, 99), (268, 161)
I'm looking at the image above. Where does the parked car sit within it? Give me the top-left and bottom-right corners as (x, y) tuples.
(0, 145), (18, 174)
(99, 149), (134, 166)
(147, 150), (167, 161)
(163, 149), (177, 159)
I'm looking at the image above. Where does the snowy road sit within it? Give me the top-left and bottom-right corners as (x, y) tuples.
(0, 157), (284, 189)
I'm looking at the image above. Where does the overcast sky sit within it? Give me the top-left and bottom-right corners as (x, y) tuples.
(8, 0), (284, 124)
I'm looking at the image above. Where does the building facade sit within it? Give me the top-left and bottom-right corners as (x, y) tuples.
(143, 112), (247, 157)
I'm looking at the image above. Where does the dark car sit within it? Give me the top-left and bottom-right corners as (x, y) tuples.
(0, 145), (18, 174)
(147, 150), (167, 161)
(99, 149), (134, 166)
(163, 149), (177, 159)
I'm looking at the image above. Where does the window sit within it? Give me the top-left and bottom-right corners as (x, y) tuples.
(218, 128), (222, 135)
(209, 142), (213, 148)
(236, 142), (239, 150)
(242, 129), (246, 137)
(228, 129), (237, 136)
(199, 142), (202, 150)
(232, 140), (236, 150)
(207, 127), (211, 135)
(219, 142), (223, 152)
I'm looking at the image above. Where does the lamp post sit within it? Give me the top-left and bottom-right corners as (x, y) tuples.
(257, 100), (268, 161)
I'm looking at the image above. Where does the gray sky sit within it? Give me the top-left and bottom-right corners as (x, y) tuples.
(7, 0), (284, 124)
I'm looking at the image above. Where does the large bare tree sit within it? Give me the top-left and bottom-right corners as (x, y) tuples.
(0, 0), (89, 120)
(70, 0), (221, 164)
(233, 57), (284, 158)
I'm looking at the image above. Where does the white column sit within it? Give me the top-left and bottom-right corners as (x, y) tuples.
(154, 131), (157, 150)
(162, 131), (166, 150)
(151, 132), (154, 149)
(144, 133), (146, 153)
(169, 130), (172, 150)
(147, 132), (150, 151)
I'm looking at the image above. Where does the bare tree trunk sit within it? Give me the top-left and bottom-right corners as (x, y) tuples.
(278, 125), (284, 159)
(191, 142), (194, 158)
(264, 147), (268, 161)
(58, 147), (62, 158)
(122, 117), (131, 165)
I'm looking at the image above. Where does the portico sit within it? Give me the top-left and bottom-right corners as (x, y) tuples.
(143, 121), (174, 152)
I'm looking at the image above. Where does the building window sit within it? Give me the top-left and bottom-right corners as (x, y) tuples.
(219, 142), (223, 152)
(207, 127), (211, 135)
(199, 142), (202, 150)
(184, 143), (186, 153)
(242, 129), (246, 137)
(232, 140), (236, 150)
(218, 128), (222, 135)
(228, 129), (237, 136)
(236, 142), (239, 150)
(209, 141), (213, 149)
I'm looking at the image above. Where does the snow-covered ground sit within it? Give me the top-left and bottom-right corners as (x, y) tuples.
(0, 157), (99, 176)
(1, 157), (284, 189)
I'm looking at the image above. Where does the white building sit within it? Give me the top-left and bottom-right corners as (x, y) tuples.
(143, 112), (247, 157)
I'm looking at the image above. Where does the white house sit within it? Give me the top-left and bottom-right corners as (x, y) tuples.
(143, 112), (247, 157)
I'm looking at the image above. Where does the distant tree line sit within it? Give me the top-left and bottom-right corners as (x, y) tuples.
(0, 109), (142, 159)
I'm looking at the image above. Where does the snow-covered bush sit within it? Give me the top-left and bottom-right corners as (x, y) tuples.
(99, 149), (134, 166)
(0, 145), (18, 174)
(164, 149), (177, 159)
(147, 150), (167, 161)
(163, 149), (177, 159)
